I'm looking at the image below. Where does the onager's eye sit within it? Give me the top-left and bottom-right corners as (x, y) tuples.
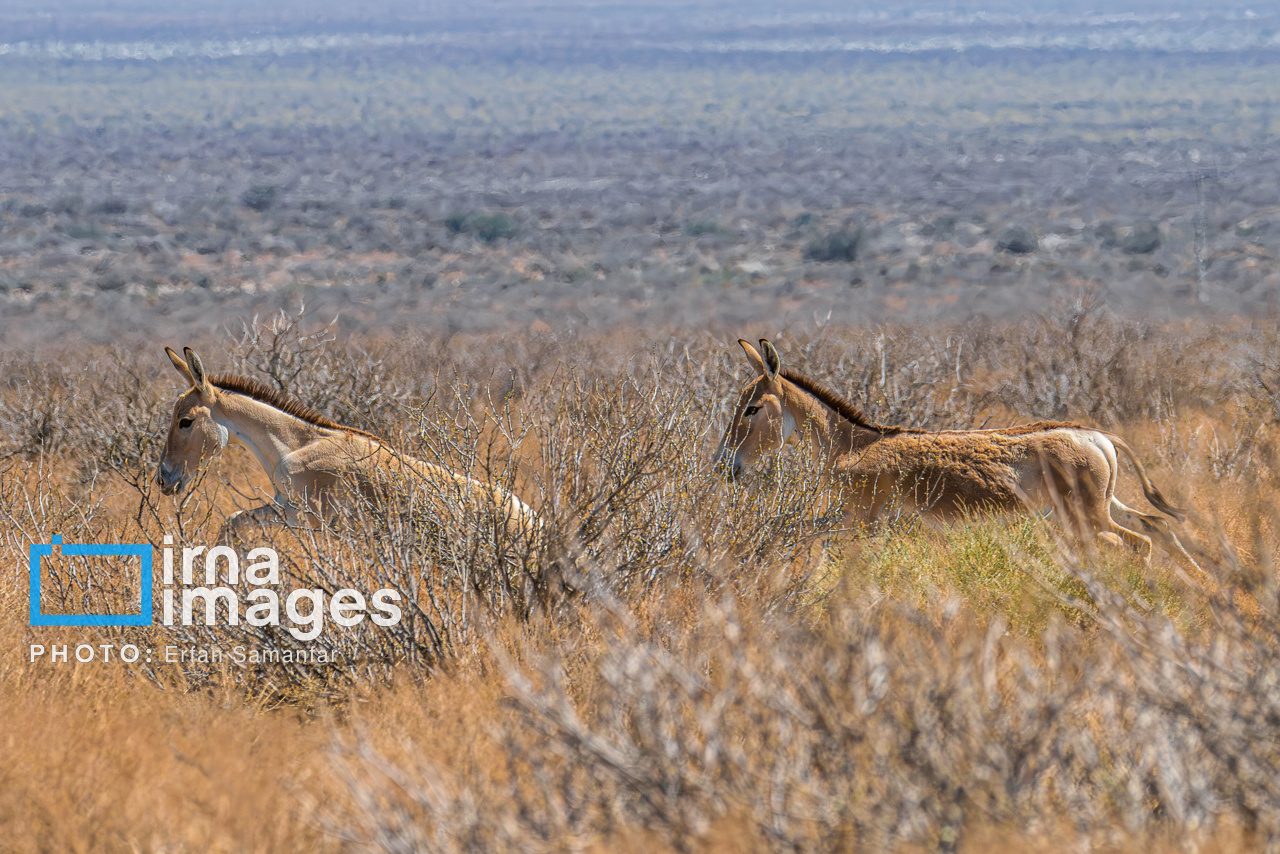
(743, 405), (761, 417)
(178, 417), (194, 430)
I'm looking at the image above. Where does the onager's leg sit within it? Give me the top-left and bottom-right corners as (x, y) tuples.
(1030, 459), (1151, 564)
(1102, 522), (1154, 567)
(1111, 497), (1204, 576)
(1038, 446), (1159, 566)
(218, 501), (294, 543)
(1076, 494), (1154, 566)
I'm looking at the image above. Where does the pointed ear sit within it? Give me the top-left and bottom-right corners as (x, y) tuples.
(758, 339), (781, 381)
(738, 338), (767, 376)
(182, 346), (213, 397)
(166, 346), (196, 385)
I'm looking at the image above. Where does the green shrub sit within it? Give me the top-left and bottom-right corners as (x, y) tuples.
(996, 225), (1038, 254)
(241, 185), (278, 212)
(803, 227), (863, 262)
(92, 198), (128, 215)
(682, 218), (727, 237)
(445, 211), (518, 243)
(1120, 222), (1161, 254)
(65, 224), (104, 240)
(1098, 221), (1161, 254)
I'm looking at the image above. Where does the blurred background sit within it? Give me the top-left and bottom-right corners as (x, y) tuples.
(2, 0), (1279, 349)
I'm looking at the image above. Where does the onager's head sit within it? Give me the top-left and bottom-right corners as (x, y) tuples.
(715, 338), (797, 481)
(156, 346), (229, 495)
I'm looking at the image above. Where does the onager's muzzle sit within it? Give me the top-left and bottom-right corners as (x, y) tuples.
(713, 444), (745, 482)
(155, 461), (185, 495)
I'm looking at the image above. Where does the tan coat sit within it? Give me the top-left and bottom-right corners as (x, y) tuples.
(156, 346), (538, 542)
(717, 339), (1198, 571)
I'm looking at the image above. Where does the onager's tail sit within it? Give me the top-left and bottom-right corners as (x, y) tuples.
(1107, 434), (1185, 521)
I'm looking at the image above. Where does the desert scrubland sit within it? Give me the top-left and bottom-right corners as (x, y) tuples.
(4, 1), (1280, 851)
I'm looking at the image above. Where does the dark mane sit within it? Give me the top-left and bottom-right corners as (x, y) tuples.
(780, 369), (919, 435)
(778, 373), (1089, 437)
(209, 373), (378, 438)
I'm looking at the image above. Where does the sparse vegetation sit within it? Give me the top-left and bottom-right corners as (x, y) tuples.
(2, 36), (1279, 336)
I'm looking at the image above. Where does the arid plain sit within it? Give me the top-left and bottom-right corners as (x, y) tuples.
(3, 2), (1280, 851)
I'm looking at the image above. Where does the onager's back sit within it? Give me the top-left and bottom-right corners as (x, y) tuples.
(156, 346), (538, 542)
(716, 338), (1198, 572)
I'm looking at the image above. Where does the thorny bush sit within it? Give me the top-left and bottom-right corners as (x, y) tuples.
(4, 307), (1280, 850)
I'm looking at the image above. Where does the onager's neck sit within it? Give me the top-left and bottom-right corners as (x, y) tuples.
(213, 392), (336, 486)
(781, 379), (880, 463)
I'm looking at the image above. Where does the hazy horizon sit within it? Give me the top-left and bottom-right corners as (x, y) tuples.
(2, 0), (1278, 63)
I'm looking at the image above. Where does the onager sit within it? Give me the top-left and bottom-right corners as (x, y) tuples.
(716, 338), (1199, 570)
(156, 346), (538, 542)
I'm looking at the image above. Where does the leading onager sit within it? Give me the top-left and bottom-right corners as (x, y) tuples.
(716, 338), (1198, 571)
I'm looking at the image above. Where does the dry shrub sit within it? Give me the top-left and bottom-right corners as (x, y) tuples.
(3, 306), (1280, 850)
(0, 585), (335, 853)
(333, 544), (1280, 853)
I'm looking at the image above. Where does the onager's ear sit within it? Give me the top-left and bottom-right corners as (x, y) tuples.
(738, 338), (767, 376)
(758, 339), (782, 381)
(165, 346), (196, 386)
(182, 346), (214, 397)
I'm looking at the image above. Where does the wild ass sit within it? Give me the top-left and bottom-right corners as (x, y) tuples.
(716, 338), (1199, 571)
(156, 346), (538, 542)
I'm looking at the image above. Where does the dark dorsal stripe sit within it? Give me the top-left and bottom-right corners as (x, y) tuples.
(209, 373), (378, 439)
(780, 369), (1088, 438)
(779, 369), (918, 435)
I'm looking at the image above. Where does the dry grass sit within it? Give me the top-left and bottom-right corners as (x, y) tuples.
(2, 302), (1280, 851)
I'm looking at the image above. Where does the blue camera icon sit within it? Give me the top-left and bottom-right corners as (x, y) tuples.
(29, 536), (153, 626)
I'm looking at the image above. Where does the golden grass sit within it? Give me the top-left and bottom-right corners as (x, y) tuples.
(2, 305), (1279, 851)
